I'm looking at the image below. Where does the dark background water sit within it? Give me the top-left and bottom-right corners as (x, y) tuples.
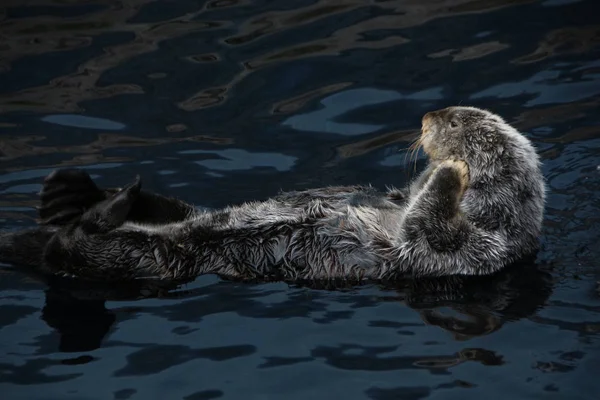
(1, 0), (600, 399)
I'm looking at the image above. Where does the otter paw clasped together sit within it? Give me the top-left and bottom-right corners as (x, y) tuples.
(433, 159), (470, 201)
(0, 106), (546, 283)
(444, 160), (470, 189)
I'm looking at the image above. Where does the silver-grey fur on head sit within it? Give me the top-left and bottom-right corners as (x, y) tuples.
(0, 106), (546, 282)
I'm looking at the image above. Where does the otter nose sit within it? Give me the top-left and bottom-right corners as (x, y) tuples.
(422, 111), (440, 125)
(422, 112), (432, 125)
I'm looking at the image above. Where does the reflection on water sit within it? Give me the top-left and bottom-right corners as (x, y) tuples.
(1, 0), (599, 398)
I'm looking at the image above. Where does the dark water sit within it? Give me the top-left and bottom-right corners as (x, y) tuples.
(1, 0), (600, 398)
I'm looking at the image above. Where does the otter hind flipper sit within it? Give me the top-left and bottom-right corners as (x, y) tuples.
(38, 168), (108, 226)
(38, 168), (199, 227)
(80, 175), (142, 234)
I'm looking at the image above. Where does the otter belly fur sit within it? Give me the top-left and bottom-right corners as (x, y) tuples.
(0, 106), (546, 282)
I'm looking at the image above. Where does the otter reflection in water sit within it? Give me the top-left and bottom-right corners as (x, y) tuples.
(0, 106), (545, 282)
(21, 259), (551, 355)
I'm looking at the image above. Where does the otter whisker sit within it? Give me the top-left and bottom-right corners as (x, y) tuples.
(403, 135), (422, 178)
(416, 136), (425, 172)
(408, 135), (423, 174)
(405, 135), (421, 164)
(402, 141), (415, 167)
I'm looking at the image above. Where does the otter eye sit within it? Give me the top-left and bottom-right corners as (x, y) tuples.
(449, 119), (459, 128)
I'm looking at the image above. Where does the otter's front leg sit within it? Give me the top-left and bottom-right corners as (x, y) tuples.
(413, 160), (469, 223)
(38, 169), (198, 226)
(398, 160), (509, 276)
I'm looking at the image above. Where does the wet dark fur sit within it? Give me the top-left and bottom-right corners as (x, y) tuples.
(0, 107), (546, 282)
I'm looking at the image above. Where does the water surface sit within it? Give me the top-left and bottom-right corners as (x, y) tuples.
(1, 0), (600, 399)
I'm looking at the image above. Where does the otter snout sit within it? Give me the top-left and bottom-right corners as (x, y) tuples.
(420, 109), (452, 161)
(421, 110), (445, 136)
(421, 112), (434, 136)
(422, 109), (449, 132)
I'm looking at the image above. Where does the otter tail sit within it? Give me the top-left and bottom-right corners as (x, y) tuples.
(0, 227), (57, 268)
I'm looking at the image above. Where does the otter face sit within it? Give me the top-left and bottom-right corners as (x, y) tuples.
(420, 106), (506, 166)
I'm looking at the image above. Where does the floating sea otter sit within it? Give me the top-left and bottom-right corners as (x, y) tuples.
(0, 106), (546, 282)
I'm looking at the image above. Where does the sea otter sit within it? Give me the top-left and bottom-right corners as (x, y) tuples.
(0, 106), (546, 282)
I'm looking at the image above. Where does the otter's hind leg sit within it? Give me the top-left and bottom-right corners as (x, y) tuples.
(38, 169), (108, 226)
(38, 168), (198, 226)
(78, 176), (142, 234)
(43, 178), (184, 280)
(398, 160), (509, 276)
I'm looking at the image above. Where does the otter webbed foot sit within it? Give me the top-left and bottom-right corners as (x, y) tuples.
(38, 169), (114, 226)
(37, 168), (199, 227)
(79, 176), (141, 234)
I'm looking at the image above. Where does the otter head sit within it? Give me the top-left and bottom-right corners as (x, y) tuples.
(419, 106), (546, 243)
(420, 106), (513, 179)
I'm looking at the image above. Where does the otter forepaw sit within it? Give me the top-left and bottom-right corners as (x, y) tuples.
(427, 159), (470, 200)
(440, 159), (470, 190)
(80, 176), (142, 233)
